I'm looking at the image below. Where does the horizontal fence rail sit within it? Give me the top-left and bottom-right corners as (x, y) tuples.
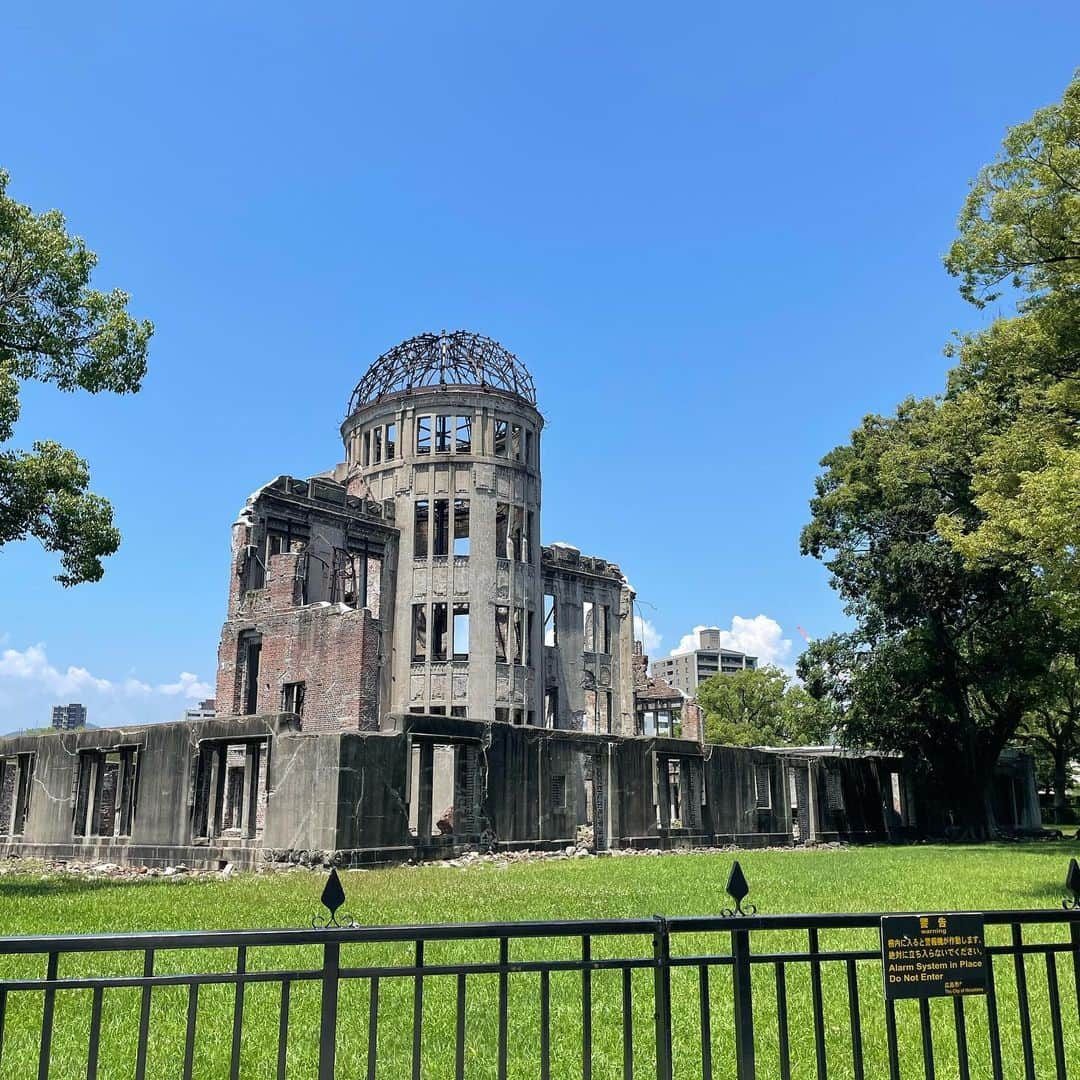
(0, 865), (1079, 1078)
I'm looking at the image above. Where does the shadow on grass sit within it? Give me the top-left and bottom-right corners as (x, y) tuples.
(0, 875), (178, 901)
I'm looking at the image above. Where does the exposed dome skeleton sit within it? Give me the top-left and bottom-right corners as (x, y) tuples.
(347, 330), (537, 415)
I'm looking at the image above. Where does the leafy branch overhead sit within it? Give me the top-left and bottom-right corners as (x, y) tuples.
(0, 168), (152, 584)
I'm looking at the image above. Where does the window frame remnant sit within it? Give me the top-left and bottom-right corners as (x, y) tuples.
(493, 419), (508, 457)
(550, 774), (567, 810)
(416, 415), (432, 455)
(544, 687), (558, 728)
(583, 601), (596, 653)
(412, 604), (428, 662)
(543, 593), (557, 646)
(414, 500), (430, 559)
(435, 414), (452, 454)
(456, 415), (472, 453)
(432, 602), (449, 662)
(511, 423), (522, 461)
(432, 498), (450, 557)
(191, 738), (268, 842)
(362, 431), (371, 466)
(282, 681), (306, 717)
(74, 747), (139, 839)
(495, 502), (510, 560)
(495, 605), (510, 663)
(0, 753), (35, 838)
(385, 421), (397, 460)
(512, 606), (524, 665)
(373, 426), (383, 464)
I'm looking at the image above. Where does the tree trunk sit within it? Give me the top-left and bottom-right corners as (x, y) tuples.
(1053, 748), (1068, 823)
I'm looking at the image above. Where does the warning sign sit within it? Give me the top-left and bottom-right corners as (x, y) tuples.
(881, 913), (987, 1000)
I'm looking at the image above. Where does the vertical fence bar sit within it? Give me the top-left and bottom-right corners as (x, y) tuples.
(582, 936), (593, 1080)
(845, 957), (864, 1080)
(276, 980), (291, 1080)
(918, 997), (935, 1080)
(497, 937), (508, 1080)
(807, 928), (826, 1080)
(884, 999), (900, 1080)
(731, 925), (755, 1080)
(653, 917), (673, 1080)
(1071, 923), (1080, 1022)
(412, 940), (424, 1080)
(366, 976), (379, 1080)
(0, 986), (5, 1068)
(36, 951), (58, 1080)
(952, 997), (970, 1080)
(230, 945), (247, 1080)
(540, 969), (551, 1080)
(318, 941), (340, 1080)
(698, 964), (713, 1080)
(984, 953), (1005, 1080)
(134, 950), (154, 1080)
(622, 966), (634, 1080)
(182, 983), (199, 1080)
(1011, 924), (1036, 1080)
(1045, 952), (1067, 1080)
(774, 963), (791, 1080)
(86, 986), (104, 1080)
(455, 972), (466, 1080)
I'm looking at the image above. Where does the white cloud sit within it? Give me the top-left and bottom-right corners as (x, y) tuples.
(633, 615), (662, 654)
(157, 672), (213, 699)
(0, 641), (213, 732)
(669, 616), (793, 669)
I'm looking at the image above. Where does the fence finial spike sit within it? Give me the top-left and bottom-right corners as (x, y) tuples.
(723, 860), (757, 917)
(1063, 857), (1080, 910)
(312, 867), (358, 928)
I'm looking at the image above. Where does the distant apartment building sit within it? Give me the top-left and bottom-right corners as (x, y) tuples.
(183, 699), (217, 722)
(651, 628), (757, 696)
(51, 703), (87, 730)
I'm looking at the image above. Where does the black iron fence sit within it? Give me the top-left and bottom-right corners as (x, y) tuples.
(0, 863), (1078, 1078)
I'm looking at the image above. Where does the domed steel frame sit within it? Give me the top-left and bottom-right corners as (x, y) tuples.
(347, 331), (537, 415)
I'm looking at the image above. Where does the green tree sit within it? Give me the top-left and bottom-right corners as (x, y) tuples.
(939, 73), (1080, 619)
(0, 169), (152, 584)
(798, 396), (1054, 837)
(1020, 654), (1080, 822)
(698, 665), (833, 748)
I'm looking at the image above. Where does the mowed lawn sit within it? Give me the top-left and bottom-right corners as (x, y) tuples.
(0, 843), (1077, 1078)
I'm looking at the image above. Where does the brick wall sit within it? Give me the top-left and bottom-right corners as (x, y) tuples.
(217, 550), (382, 731)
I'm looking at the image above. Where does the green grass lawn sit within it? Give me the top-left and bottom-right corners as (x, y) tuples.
(0, 842), (1078, 1078)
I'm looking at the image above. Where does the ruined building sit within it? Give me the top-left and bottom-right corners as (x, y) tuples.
(0, 333), (1042, 867)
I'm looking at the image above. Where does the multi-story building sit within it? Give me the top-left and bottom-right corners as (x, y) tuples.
(651, 628), (757, 696)
(50, 704), (87, 731)
(183, 699), (217, 722)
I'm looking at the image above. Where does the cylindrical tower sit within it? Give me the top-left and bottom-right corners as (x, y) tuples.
(341, 332), (544, 725)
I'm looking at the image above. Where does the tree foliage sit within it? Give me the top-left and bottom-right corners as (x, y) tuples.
(939, 73), (1080, 620)
(798, 394), (1054, 834)
(1020, 653), (1080, 818)
(698, 665), (833, 748)
(0, 169), (152, 584)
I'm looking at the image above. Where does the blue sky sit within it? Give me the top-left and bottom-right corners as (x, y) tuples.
(1, 3), (1078, 731)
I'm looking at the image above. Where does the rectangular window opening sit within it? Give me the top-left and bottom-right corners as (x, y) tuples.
(385, 422), (397, 460)
(455, 416), (472, 453)
(544, 593), (557, 646)
(372, 426), (383, 465)
(412, 604), (427, 662)
(510, 506), (525, 562)
(282, 681), (306, 717)
(414, 500), (430, 559)
(544, 687), (558, 728)
(512, 607), (524, 665)
(435, 415), (452, 454)
(511, 424), (522, 461)
(550, 774), (566, 809)
(433, 499), (450, 557)
(453, 499), (469, 557)
(495, 606), (509, 663)
(583, 601), (595, 654)
(453, 604), (470, 661)
(416, 416), (431, 455)
(432, 603), (449, 662)
(495, 502), (510, 560)
(493, 419), (508, 457)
